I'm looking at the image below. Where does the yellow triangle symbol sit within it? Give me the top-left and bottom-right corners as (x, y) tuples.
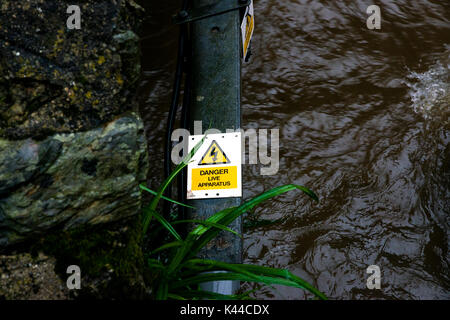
(198, 140), (230, 165)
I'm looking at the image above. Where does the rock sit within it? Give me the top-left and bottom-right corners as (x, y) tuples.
(0, 0), (144, 139)
(0, 0), (149, 298)
(0, 252), (70, 300)
(0, 138), (62, 196)
(0, 0), (148, 248)
(0, 112), (148, 246)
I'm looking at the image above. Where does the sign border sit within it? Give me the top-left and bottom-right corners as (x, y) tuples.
(187, 132), (242, 200)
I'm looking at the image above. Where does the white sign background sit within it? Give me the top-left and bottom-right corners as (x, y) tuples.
(187, 132), (242, 200)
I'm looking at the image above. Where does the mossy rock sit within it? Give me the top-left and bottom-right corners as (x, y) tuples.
(30, 216), (149, 299)
(0, 112), (148, 247)
(0, 0), (144, 139)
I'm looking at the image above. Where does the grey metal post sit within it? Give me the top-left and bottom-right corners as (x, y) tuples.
(188, 0), (242, 295)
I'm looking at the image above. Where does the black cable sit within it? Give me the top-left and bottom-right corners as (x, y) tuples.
(178, 23), (192, 222)
(164, 0), (189, 217)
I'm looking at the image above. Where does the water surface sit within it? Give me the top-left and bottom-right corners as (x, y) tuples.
(139, 0), (449, 299)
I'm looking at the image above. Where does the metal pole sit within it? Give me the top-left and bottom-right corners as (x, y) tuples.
(188, 0), (242, 295)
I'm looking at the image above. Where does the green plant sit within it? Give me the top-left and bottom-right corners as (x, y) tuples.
(141, 137), (327, 300)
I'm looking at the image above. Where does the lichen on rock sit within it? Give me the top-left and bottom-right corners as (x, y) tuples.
(0, 112), (148, 247)
(0, 0), (149, 299)
(0, 0), (144, 139)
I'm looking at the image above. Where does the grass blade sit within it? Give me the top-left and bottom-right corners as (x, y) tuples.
(165, 208), (236, 275)
(172, 219), (242, 238)
(172, 270), (326, 300)
(147, 258), (165, 270)
(189, 184), (318, 258)
(156, 281), (169, 300)
(166, 233), (197, 274)
(142, 135), (206, 234)
(171, 272), (302, 289)
(140, 184), (195, 209)
(190, 207), (236, 236)
(167, 294), (187, 300)
(183, 259), (327, 300)
(150, 241), (183, 255)
(150, 209), (183, 241)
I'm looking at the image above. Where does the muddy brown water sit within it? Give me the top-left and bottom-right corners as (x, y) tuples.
(138, 0), (449, 299)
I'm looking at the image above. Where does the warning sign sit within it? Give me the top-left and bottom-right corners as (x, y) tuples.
(241, 0), (254, 60)
(187, 132), (242, 199)
(192, 166), (237, 190)
(199, 140), (230, 165)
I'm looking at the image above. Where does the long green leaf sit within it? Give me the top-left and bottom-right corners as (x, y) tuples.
(142, 206), (155, 237)
(189, 184), (318, 259)
(156, 281), (169, 300)
(179, 260), (288, 286)
(142, 135), (206, 234)
(183, 259), (327, 300)
(150, 209), (183, 241)
(140, 184), (195, 209)
(172, 272), (302, 290)
(181, 259), (261, 280)
(150, 241), (183, 255)
(167, 293), (187, 300)
(147, 258), (165, 270)
(167, 233), (196, 274)
(190, 207), (236, 236)
(166, 185), (317, 275)
(172, 219), (242, 238)
(165, 209), (236, 275)
(172, 272), (326, 300)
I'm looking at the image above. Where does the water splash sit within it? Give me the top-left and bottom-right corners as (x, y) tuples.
(406, 58), (449, 120)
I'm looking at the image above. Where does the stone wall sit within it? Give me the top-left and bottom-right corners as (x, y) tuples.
(0, 0), (149, 298)
(0, 0), (147, 244)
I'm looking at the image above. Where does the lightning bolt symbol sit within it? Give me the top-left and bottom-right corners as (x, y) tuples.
(210, 146), (218, 162)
